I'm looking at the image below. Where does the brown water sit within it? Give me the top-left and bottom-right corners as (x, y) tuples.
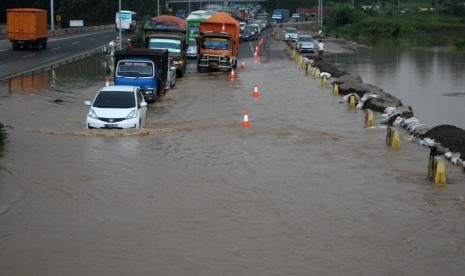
(328, 44), (465, 130)
(1, 39), (465, 275)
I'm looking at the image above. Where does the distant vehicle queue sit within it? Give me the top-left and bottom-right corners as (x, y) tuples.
(86, 5), (271, 129)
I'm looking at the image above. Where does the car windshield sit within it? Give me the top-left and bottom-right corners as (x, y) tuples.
(202, 38), (229, 50)
(116, 61), (153, 77)
(241, 29), (251, 34)
(286, 28), (298, 33)
(148, 38), (181, 53)
(298, 36), (313, 42)
(190, 26), (199, 35)
(244, 26), (257, 32)
(92, 91), (135, 108)
(189, 39), (196, 46)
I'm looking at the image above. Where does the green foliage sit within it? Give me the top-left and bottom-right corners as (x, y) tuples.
(455, 38), (465, 50)
(332, 12), (465, 46)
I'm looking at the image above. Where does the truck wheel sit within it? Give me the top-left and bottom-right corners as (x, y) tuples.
(42, 40), (47, 49)
(197, 66), (207, 73)
(176, 69), (184, 78)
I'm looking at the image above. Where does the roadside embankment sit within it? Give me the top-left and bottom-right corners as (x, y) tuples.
(274, 26), (465, 170)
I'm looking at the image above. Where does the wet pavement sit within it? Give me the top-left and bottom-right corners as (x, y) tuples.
(0, 35), (465, 275)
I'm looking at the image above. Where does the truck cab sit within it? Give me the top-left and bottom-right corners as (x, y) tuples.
(114, 49), (168, 102)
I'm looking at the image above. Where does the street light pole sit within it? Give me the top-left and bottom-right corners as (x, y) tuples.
(118, 0), (122, 49)
(50, 0), (55, 30)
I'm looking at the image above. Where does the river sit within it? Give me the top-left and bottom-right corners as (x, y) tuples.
(327, 43), (465, 130)
(0, 37), (464, 275)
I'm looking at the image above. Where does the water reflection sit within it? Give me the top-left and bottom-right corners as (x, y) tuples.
(328, 43), (465, 129)
(0, 54), (112, 97)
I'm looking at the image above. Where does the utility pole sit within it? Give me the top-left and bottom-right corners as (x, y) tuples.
(118, 0), (122, 49)
(50, 0), (55, 30)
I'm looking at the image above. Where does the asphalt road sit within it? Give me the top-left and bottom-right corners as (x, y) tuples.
(0, 30), (118, 80)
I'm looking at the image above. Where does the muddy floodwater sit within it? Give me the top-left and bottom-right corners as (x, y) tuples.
(1, 39), (465, 275)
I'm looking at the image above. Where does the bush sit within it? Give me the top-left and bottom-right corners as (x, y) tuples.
(455, 38), (465, 50)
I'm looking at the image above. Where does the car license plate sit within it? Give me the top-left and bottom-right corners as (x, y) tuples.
(105, 124), (118, 128)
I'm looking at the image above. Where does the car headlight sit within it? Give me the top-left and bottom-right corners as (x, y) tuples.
(126, 109), (138, 119)
(88, 108), (97, 119)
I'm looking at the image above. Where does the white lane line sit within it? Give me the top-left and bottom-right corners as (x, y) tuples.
(51, 47), (61, 50)
(23, 54), (35, 58)
(89, 38), (96, 41)
(72, 41), (80, 45)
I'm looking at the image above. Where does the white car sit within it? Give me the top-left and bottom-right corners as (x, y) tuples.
(85, 85), (147, 129)
(166, 57), (177, 90)
(284, 27), (299, 42)
(187, 38), (198, 59)
(295, 34), (315, 53)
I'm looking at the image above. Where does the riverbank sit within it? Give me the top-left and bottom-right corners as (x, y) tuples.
(275, 26), (465, 170)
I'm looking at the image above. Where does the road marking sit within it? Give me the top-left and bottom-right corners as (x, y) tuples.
(72, 41), (80, 45)
(23, 54), (35, 58)
(89, 38), (96, 41)
(51, 47), (61, 50)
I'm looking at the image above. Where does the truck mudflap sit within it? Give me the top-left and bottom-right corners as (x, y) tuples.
(198, 54), (235, 71)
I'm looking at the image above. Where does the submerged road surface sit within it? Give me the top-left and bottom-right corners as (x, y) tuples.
(1, 36), (465, 275)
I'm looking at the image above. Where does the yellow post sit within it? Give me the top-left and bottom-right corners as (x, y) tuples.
(322, 75), (327, 88)
(433, 157), (447, 184)
(333, 83), (339, 96)
(314, 68), (320, 80)
(348, 94), (356, 108)
(391, 129), (400, 148)
(307, 63), (312, 75)
(365, 109), (374, 127)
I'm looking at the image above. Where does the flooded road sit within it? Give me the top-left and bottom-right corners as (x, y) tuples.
(1, 38), (465, 275)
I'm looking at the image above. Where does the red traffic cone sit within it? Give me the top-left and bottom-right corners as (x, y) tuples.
(241, 60), (245, 69)
(230, 68), (236, 80)
(105, 78), (110, 86)
(253, 51), (258, 62)
(242, 110), (250, 128)
(253, 84), (259, 99)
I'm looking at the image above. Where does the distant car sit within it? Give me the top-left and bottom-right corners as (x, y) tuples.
(244, 25), (259, 40)
(291, 13), (301, 22)
(249, 23), (262, 34)
(239, 21), (246, 30)
(284, 27), (299, 42)
(187, 38), (198, 59)
(254, 19), (267, 30)
(85, 85), (147, 129)
(166, 57), (177, 90)
(240, 28), (252, 42)
(295, 34), (315, 53)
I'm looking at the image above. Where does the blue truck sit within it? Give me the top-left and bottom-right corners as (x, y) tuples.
(271, 9), (290, 23)
(114, 49), (168, 103)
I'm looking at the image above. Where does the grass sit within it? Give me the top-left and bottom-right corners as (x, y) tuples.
(334, 12), (465, 47)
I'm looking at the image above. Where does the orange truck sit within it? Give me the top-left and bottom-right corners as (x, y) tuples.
(7, 8), (48, 50)
(197, 12), (240, 72)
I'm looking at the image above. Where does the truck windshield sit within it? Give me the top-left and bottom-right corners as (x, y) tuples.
(148, 38), (181, 53)
(190, 26), (199, 35)
(116, 61), (154, 77)
(202, 38), (229, 50)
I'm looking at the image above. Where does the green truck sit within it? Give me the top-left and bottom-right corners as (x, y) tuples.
(186, 10), (216, 43)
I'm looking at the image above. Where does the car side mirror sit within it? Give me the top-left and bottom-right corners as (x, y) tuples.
(84, 101), (91, 106)
(171, 66), (176, 70)
(140, 102), (147, 107)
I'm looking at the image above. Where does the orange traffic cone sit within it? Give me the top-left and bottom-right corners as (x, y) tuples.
(230, 68), (236, 80)
(105, 77), (110, 86)
(253, 84), (259, 99)
(241, 60), (245, 69)
(242, 110), (250, 128)
(253, 51), (258, 62)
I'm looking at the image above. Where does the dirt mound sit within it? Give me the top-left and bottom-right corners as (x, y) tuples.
(420, 125), (465, 156)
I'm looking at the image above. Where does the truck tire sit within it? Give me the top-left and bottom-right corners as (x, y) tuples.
(176, 69), (184, 78)
(41, 39), (47, 49)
